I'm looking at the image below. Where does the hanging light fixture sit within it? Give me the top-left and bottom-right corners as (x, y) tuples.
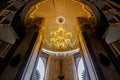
(50, 16), (72, 49)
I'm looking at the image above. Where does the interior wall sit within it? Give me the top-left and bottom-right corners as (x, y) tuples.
(0, 27), (16, 44)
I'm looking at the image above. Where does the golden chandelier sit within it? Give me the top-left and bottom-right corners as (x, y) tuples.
(50, 25), (72, 49)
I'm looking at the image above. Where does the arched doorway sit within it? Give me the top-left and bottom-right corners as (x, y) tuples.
(21, 0), (99, 80)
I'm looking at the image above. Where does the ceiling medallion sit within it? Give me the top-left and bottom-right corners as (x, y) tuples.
(56, 16), (65, 24)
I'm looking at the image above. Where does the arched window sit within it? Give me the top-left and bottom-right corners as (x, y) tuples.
(78, 58), (90, 80)
(31, 57), (45, 80)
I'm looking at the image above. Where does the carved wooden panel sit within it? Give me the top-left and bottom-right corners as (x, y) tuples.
(44, 55), (60, 80)
(45, 55), (78, 80)
(62, 55), (78, 80)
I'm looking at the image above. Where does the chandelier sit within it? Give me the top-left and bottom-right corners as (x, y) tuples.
(50, 24), (72, 49)
(42, 16), (79, 51)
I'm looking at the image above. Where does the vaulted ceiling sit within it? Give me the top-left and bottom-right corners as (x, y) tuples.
(26, 0), (96, 26)
(25, 0), (96, 51)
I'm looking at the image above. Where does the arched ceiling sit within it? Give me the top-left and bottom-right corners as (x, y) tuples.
(25, 0), (96, 26)
(25, 0), (97, 51)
